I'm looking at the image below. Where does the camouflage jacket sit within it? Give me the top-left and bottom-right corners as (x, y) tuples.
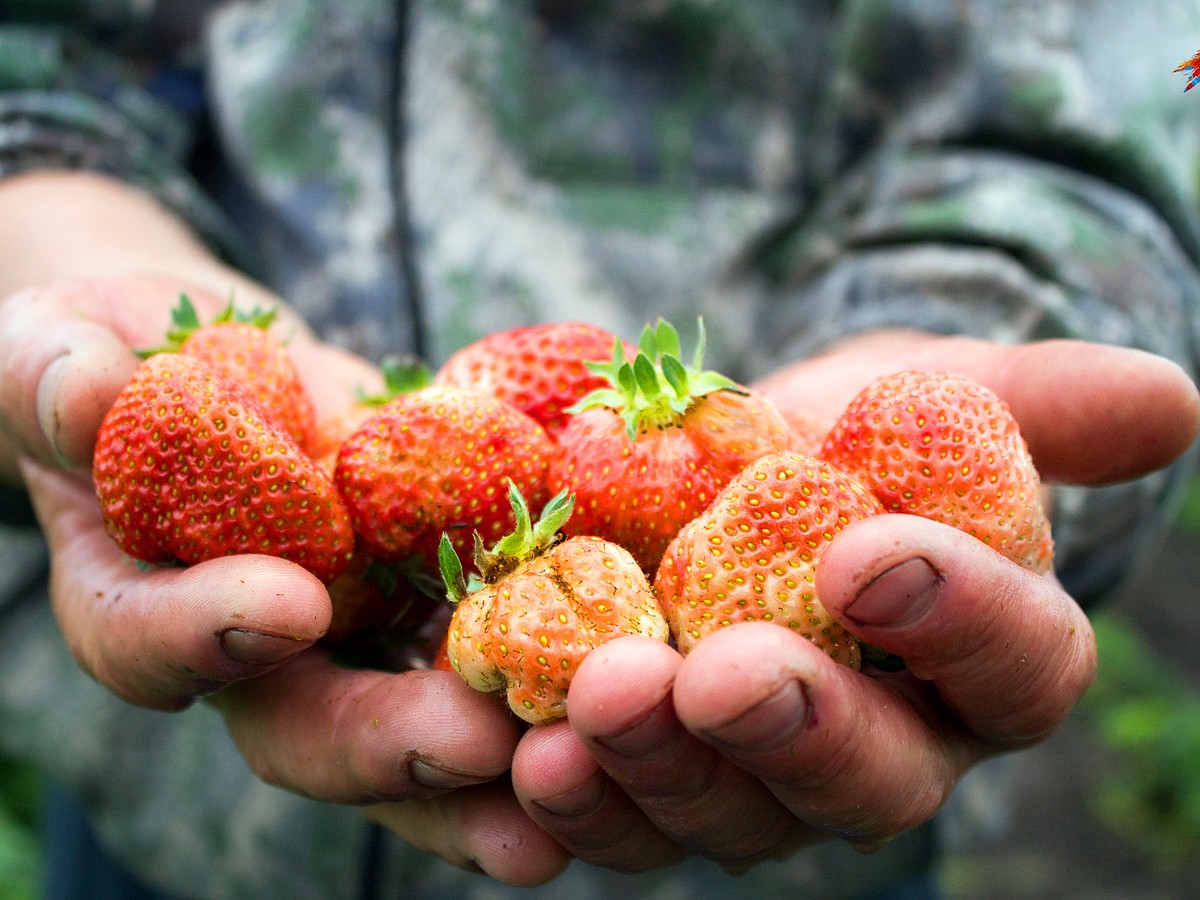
(1, 2), (1199, 898)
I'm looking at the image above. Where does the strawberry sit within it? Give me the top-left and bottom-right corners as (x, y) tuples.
(92, 353), (355, 583)
(780, 408), (832, 457)
(441, 485), (668, 724)
(550, 319), (792, 572)
(308, 356), (431, 476)
(820, 370), (1053, 573)
(323, 549), (439, 645)
(142, 294), (317, 452)
(434, 321), (636, 437)
(654, 450), (885, 666)
(333, 385), (557, 571)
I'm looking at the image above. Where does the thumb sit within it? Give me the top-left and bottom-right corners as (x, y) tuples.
(21, 457), (331, 710)
(0, 288), (138, 472)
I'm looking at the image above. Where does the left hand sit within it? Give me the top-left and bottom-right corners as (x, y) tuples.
(502, 332), (1200, 872)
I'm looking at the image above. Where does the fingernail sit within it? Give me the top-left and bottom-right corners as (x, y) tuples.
(408, 759), (485, 792)
(35, 351), (71, 464)
(843, 557), (941, 629)
(593, 695), (680, 760)
(218, 628), (304, 666)
(702, 679), (810, 754)
(531, 775), (607, 819)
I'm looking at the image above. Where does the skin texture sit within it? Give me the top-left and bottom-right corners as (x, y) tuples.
(2, 171), (1199, 885)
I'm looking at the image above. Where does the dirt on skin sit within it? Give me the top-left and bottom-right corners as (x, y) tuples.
(939, 528), (1200, 899)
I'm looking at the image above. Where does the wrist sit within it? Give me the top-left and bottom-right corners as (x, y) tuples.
(0, 169), (263, 303)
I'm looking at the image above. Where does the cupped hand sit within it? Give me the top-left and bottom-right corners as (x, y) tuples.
(509, 333), (1200, 872)
(2, 273), (569, 885)
(2, 275), (375, 707)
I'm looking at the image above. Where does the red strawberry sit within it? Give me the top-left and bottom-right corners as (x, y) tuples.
(779, 408), (832, 457)
(654, 450), (885, 666)
(434, 321), (636, 437)
(820, 370), (1053, 573)
(92, 353), (355, 583)
(308, 356), (431, 476)
(143, 295), (317, 452)
(442, 485), (668, 724)
(550, 319), (792, 572)
(334, 385), (556, 570)
(323, 549), (439, 645)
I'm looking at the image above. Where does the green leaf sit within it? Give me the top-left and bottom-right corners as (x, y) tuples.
(633, 354), (662, 401)
(137, 292), (281, 358)
(535, 490), (575, 541)
(661, 354), (688, 398)
(691, 316), (708, 372)
(493, 480), (534, 557)
(654, 318), (681, 360)
(172, 293), (202, 333)
(438, 534), (468, 603)
(617, 362), (638, 398)
(637, 322), (659, 359)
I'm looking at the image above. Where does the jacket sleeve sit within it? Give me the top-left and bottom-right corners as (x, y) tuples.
(0, 20), (249, 267)
(757, 0), (1200, 607)
(0, 19), (369, 900)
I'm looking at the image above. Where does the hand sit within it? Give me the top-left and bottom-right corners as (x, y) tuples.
(2, 274), (375, 706)
(2, 269), (568, 884)
(507, 333), (1200, 872)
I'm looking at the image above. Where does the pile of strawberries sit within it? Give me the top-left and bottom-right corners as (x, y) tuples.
(93, 299), (1053, 724)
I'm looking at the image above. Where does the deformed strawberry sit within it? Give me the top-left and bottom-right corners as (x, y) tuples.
(654, 450), (884, 666)
(92, 353), (354, 583)
(820, 370), (1053, 573)
(442, 484), (669, 724)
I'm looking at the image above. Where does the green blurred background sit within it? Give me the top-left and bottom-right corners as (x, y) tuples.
(3, 478), (1200, 899)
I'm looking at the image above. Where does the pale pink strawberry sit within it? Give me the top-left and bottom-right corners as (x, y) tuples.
(654, 450), (884, 666)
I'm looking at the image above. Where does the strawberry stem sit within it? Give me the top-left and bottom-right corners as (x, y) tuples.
(354, 354), (432, 406)
(569, 317), (745, 439)
(136, 293), (280, 358)
(438, 482), (575, 601)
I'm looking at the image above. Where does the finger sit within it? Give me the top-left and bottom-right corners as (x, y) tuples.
(984, 340), (1199, 484)
(365, 780), (570, 887)
(673, 622), (962, 847)
(756, 332), (1200, 485)
(286, 340), (386, 421)
(215, 654), (522, 804)
(0, 280), (221, 471)
(0, 290), (138, 470)
(817, 514), (1097, 745)
(0, 277), (318, 471)
(513, 704), (690, 873)
(522, 637), (815, 870)
(22, 457), (331, 710)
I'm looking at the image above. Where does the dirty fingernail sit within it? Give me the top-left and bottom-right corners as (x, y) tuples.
(408, 759), (486, 792)
(702, 679), (810, 754)
(35, 351), (70, 463)
(844, 557), (941, 629)
(593, 695), (680, 760)
(219, 628), (305, 667)
(531, 775), (608, 819)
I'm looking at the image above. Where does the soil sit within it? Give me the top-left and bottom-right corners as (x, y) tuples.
(939, 529), (1200, 899)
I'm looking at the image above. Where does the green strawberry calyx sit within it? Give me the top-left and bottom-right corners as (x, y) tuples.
(569, 317), (745, 439)
(439, 482), (574, 603)
(137, 293), (280, 358)
(354, 354), (432, 406)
